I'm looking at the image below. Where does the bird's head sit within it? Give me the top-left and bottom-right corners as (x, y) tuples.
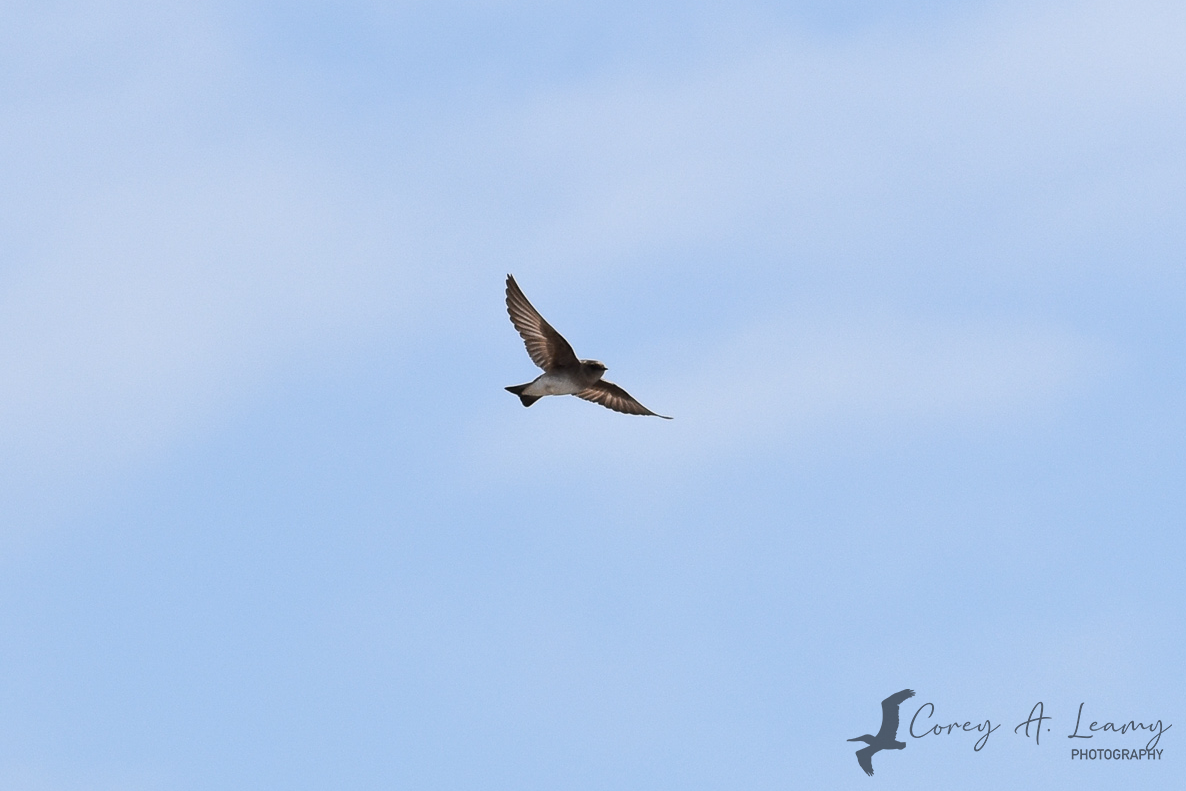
(582, 360), (608, 379)
(847, 735), (875, 745)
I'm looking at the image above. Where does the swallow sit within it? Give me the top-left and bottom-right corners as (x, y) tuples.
(504, 274), (671, 418)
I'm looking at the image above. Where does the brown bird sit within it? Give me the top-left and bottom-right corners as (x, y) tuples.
(504, 274), (671, 418)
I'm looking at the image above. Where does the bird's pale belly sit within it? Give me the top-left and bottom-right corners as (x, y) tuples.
(523, 372), (583, 396)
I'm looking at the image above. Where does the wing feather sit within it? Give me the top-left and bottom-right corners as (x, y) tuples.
(576, 380), (672, 419)
(877, 689), (915, 740)
(855, 746), (875, 776)
(506, 275), (578, 371)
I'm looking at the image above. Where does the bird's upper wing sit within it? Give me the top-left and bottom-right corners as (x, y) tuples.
(878, 689), (916, 740)
(854, 746), (875, 776)
(576, 380), (672, 419)
(506, 274), (579, 371)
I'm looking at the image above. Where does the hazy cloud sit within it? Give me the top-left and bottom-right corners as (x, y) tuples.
(472, 315), (1105, 479)
(0, 0), (1177, 515)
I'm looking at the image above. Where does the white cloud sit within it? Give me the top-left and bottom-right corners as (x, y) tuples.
(0, 6), (428, 506)
(470, 314), (1107, 479)
(0, 145), (445, 492)
(676, 314), (1103, 447)
(500, 0), (1186, 278)
(0, 0), (1175, 519)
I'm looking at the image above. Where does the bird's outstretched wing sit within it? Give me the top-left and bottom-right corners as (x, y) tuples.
(576, 380), (672, 419)
(855, 746), (876, 776)
(877, 689), (916, 740)
(506, 275), (579, 371)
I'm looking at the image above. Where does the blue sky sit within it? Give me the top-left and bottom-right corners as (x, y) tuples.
(1, 1), (1182, 788)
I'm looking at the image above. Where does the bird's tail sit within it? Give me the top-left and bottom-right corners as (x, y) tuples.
(505, 384), (541, 407)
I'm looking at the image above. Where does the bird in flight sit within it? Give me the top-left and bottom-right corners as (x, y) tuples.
(848, 689), (916, 776)
(504, 274), (671, 418)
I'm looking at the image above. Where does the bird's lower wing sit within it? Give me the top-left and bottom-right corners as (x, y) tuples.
(576, 381), (672, 418)
(855, 746), (875, 776)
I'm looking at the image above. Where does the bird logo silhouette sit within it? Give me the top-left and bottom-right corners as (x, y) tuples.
(848, 689), (915, 776)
